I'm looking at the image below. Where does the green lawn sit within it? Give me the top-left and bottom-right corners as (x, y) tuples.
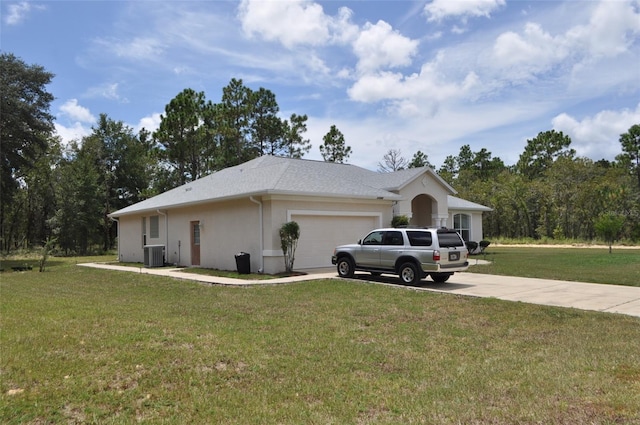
(469, 246), (640, 287)
(1, 257), (639, 424)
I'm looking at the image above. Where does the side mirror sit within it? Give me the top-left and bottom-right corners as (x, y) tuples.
(358, 239), (362, 245)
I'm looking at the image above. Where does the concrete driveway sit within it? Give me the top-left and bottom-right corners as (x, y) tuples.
(349, 271), (640, 318)
(79, 263), (640, 318)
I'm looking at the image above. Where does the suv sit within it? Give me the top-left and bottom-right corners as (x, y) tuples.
(331, 227), (469, 284)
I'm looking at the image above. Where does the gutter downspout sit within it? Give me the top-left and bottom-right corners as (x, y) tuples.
(109, 216), (120, 261)
(249, 196), (264, 273)
(157, 209), (168, 263)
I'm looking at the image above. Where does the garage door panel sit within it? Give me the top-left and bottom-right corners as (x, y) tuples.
(292, 215), (378, 269)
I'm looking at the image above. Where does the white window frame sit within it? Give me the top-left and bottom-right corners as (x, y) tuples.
(453, 213), (471, 241)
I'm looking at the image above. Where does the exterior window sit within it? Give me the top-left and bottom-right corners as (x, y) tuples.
(142, 217), (147, 246)
(383, 231), (404, 246)
(150, 215), (159, 239)
(362, 231), (384, 245)
(407, 231), (432, 247)
(454, 213), (470, 241)
(193, 223), (200, 246)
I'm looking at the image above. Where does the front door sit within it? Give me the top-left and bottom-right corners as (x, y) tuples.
(356, 230), (384, 267)
(190, 221), (201, 266)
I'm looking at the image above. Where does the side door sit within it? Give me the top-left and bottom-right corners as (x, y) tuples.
(380, 230), (405, 269)
(354, 231), (384, 267)
(190, 221), (201, 266)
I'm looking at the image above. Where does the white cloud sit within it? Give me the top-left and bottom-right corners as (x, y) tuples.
(95, 36), (165, 62)
(424, 0), (505, 22)
(85, 83), (128, 103)
(54, 99), (96, 147)
(329, 6), (359, 45)
(353, 20), (419, 73)
(347, 52), (479, 113)
(490, 1), (640, 81)
(135, 113), (162, 134)
(59, 99), (96, 123)
(566, 0), (640, 58)
(492, 23), (568, 80)
(239, 0), (332, 48)
(54, 122), (92, 147)
(551, 103), (640, 160)
(4, 1), (45, 25)
(451, 25), (467, 35)
(238, 0), (358, 49)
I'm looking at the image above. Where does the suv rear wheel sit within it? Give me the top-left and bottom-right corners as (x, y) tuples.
(431, 273), (451, 283)
(336, 257), (355, 278)
(399, 262), (420, 285)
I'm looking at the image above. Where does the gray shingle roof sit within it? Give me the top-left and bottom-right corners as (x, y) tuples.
(447, 195), (493, 211)
(367, 166), (456, 193)
(111, 156), (425, 217)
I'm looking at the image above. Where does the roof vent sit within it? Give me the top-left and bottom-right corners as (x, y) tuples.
(185, 187), (192, 192)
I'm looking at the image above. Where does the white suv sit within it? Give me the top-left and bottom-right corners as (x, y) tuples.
(331, 228), (469, 284)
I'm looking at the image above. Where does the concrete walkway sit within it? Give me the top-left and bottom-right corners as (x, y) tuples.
(78, 263), (640, 318)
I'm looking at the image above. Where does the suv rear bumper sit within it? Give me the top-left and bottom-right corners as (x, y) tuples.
(421, 261), (469, 273)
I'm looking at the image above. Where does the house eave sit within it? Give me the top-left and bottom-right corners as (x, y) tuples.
(109, 189), (400, 218)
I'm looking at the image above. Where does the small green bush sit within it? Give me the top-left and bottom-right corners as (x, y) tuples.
(279, 221), (300, 272)
(391, 215), (409, 228)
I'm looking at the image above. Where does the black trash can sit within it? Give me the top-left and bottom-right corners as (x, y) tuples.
(235, 252), (250, 274)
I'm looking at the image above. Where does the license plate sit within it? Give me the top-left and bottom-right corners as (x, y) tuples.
(449, 252), (459, 261)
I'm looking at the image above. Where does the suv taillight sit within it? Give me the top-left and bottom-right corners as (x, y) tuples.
(433, 250), (440, 261)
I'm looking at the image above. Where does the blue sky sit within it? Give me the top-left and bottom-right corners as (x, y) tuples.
(3, 0), (639, 170)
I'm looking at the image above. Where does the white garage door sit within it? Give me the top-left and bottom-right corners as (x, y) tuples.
(292, 214), (379, 269)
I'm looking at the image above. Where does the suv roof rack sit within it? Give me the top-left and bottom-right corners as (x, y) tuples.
(395, 225), (452, 230)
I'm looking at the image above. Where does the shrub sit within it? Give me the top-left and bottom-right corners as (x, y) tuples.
(391, 215), (409, 228)
(466, 241), (479, 254)
(279, 221), (300, 273)
(595, 213), (624, 254)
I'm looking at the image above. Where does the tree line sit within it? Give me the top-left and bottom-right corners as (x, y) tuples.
(1, 52), (638, 254)
(1, 53), (354, 253)
(380, 127), (640, 242)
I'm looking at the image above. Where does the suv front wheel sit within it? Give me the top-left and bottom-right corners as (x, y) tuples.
(336, 257), (355, 278)
(399, 262), (420, 285)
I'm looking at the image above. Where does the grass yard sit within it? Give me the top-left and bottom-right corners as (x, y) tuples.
(469, 247), (640, 287)
(1, 257), (639, 424)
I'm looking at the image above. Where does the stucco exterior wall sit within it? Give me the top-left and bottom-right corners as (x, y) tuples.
(165, 199), (261, 271)
(395, 172), (450, 226)
(115, 199), (260, 271)
(116, 196), (392, 274)
(117, 215), (144, 263)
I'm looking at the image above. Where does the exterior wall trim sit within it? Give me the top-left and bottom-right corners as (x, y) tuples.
(286, 209), (383, 227)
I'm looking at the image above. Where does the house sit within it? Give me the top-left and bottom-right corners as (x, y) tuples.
(109, 155), (491, 274)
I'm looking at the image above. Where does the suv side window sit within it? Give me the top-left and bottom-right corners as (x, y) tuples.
(407, 231), (432, 246)
(362, 231), (384, 245)
(383, 231), (404, 246)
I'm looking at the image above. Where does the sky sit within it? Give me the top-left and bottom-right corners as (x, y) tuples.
(2, 0), (639, 171)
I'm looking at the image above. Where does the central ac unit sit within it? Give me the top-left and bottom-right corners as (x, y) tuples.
(143, 245), (164, 267)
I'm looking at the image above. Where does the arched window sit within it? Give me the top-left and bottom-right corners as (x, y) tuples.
(453, 213), (470, 241)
